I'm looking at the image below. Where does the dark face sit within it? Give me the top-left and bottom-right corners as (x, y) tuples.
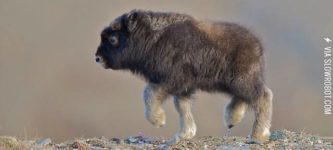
(95, 10), (142, 69)
(95, 26), (127, 69)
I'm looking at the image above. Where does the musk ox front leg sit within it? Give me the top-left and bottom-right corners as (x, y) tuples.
(143, 84), (168, 128)
(249, 87), (273, 143)
(167, 95), (197, 144)
(224, 96), (248, 130)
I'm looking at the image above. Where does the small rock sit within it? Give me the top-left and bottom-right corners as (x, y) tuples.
(110, 138), (121, 144)
(138, 140), (145, 144)
(35, 138), (52, 146)
(55, 143), (67, 149)
(86, 138), (107, 148)
(126, 136), (138, 143)
(217, 144), (250, 150)
(269, 131), (284, 141)
(317, 140), (322, 144)
(72, 141), (88, 149)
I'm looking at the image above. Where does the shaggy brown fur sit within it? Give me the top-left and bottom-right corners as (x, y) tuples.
(95, 9), (273, 144)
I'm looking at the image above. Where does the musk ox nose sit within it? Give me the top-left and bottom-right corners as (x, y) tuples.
(96, 57), (100, 63)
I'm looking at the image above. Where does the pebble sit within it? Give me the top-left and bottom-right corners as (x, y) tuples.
(111, 138), (121, 144)
(35, 138), (52, 146)
(217, 145), (250, 150)
(126, 136), (138, 143)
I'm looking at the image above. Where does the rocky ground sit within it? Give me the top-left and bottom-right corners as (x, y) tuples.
(1, 130), (333, 150)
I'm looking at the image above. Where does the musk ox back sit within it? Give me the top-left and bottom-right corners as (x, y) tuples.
(95, 9), (273, 145)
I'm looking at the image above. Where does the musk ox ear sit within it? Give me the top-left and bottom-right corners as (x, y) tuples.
(125, 10), (141, 32)
(124, 10), (150, 32)
(110, 14), (127, 31)
(128, 11), (138, 21)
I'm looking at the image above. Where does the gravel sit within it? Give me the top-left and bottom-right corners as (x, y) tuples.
(1, 130), (332, 150)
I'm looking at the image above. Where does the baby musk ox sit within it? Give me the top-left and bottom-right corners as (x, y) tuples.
(95, 9), (273, 144)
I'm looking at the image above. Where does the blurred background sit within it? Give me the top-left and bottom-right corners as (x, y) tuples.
(0, 0), (332, 142)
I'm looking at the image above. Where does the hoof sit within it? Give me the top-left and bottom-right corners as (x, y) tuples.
(246, 138), (264, 145)
(146, 109), (166, 128)
(246, 132), (269, 145)
(164, 128), (196, 145)
(156, 144), (169, 150)
(165, 135), (181, 145)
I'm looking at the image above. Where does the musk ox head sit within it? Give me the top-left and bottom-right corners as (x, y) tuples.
(95, 10), (150, 70)
(95, 9), (193, 70)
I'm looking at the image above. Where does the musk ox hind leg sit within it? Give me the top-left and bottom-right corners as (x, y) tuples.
(248, 86), (273, 144)
(224, 96), (248, 131)
(166, 95), (196, 145)
(143, 84), (169, 128)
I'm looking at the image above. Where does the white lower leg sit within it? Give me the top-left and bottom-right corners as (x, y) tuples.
(224, 97), (247, 129)
(250, 87), (273, 143)
(143, 84), (168, 127)
(168, 96), (196, 144)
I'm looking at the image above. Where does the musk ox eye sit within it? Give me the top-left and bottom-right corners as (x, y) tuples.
(108, 36), (118, 46)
